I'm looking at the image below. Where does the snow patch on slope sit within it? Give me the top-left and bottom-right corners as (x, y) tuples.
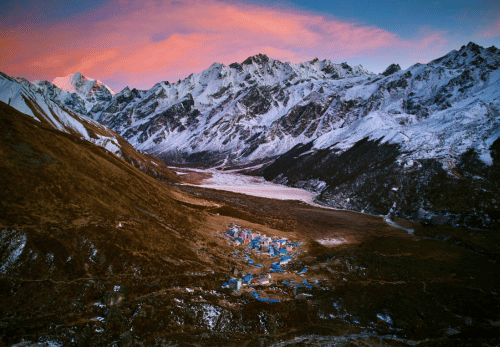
(0, 230), (27, 274)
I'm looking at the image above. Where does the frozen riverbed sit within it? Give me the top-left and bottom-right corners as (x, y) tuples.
(173, 168), (317, 203)
(173, 167), (414, 233)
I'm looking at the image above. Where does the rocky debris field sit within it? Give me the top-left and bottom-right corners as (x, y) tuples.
(2, 184), (500, 346)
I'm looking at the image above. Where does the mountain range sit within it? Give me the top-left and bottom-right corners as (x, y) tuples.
(1, 41), (500, 345)
(2, 42), (499, 228)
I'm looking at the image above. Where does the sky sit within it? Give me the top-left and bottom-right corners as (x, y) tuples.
(1, 0), (499, 91)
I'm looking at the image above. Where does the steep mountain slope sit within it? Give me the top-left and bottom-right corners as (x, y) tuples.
(0, 71), (178, 183)
(86, 54), (373, 164)
(262, 43), (500, 228)
(1, 72), (122, 154)
(0, 101), (235, 345)
(0, 101), (203, 277)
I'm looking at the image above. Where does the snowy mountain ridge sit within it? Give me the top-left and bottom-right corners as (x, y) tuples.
(83, 53), (375, 163)
(61, 43), (498, 171)
(0, 71), (122, 156)
(0, 71), (179, 183)
(6, 42), (500, 227)
(28, 72), (115, 115)
(51, 72), (115, 96)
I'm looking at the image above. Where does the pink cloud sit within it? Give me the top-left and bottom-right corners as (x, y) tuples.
(480, 17), (500, 38)
(1, 0), (448, 90)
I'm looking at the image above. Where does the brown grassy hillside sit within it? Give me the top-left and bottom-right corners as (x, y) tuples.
(0, 100), (217, 280)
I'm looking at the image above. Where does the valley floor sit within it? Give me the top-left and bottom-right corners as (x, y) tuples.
(173, 166), (413, 233)
(2, 167), (500, 346)
(170, 170), (500, 346)
(171, 166), (317, 204)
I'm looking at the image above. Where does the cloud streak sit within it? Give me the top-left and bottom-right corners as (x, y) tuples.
(480, 17), (500, 38)
(1, 0), (447, 90)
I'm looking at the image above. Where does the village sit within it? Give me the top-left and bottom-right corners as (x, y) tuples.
(218, 225), (317, 303)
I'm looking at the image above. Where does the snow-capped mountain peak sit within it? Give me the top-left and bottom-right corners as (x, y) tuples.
(429, 42), (500, 69)
(242, 53), (271, 65)
(52, 72), (115, 97)
(30, 72), (115, 114)
(20, 44), (499, 177)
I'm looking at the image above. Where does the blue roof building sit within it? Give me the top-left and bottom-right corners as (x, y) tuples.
(243, 275), (253, 283)
(257, 298), (280, 303)
(280, 255), (292, 265)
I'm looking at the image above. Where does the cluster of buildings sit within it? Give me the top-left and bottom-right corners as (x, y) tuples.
(282, 278), (313, 290)
(223, 227), (300, 257)
(222, 273), (270, 291)
(219, 225), (313, 302)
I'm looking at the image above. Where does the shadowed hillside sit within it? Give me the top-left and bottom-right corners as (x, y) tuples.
(0, 101), (236, 345)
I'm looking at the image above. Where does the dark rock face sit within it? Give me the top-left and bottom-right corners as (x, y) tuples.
(264, 137), (500, 229)
(242, 53), (270, 65)
(136, 94), (200, 145)
(277, 101), (329, 137)
(239, 86), (272, 115)
(382, 64), (401, 76)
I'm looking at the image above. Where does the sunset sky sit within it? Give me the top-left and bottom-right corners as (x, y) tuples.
(1, 0), (499, 91)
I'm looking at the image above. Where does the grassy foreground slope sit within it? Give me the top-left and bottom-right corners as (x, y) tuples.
(0, 101), (242, 345)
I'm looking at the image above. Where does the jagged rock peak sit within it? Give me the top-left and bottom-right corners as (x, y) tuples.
(242, 53), (270, 65)
(341, 62), (352, 70)
(461, 41), (481, 51)
(429, 42), (500, 69)
(113, 86), (141, 102)
(382, 63), (401, 76)
(118, 86), (131, 95)
(209, 62), (225, 69)
(459, 42), (500, 57)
